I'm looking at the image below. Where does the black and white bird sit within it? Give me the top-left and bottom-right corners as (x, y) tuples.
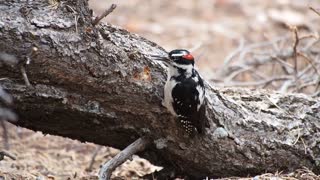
(152, 49), (206, 136)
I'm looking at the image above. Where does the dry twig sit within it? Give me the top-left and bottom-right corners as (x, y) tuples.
(98, 136), (151, 180)
(290, 26), (299, 79)
(66, 5), (79, 33)
(1, 121), (9, 150)
(18, 46), (38, 87)
(92, 4), (117, 26)
(0, 151), (16, 161)
(86, 145), (103, 172)
(310, 7), (320, 17)
(224, 76), (292, 87)
(216, 27), (320, 96)
(20, 66), (31, 87)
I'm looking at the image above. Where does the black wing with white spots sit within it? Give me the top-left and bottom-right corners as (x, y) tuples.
(171, 71), (205, 135)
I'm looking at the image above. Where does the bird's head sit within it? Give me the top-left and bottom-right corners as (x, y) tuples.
(151, 49), (195, 66)
(168, 49), (194, 66)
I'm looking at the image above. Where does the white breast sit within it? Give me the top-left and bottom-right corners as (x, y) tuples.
(163, 75), (178, 116)
(163, 65), (179, 116)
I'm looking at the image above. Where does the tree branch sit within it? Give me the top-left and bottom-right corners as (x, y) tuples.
(99, 137), (151, 180)
(92, 4), (117, 26)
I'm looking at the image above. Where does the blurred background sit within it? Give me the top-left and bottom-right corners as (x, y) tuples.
(1, 0), (320, 179)
(91, 0), (320, 84)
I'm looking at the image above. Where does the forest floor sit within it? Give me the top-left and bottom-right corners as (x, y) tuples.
(1, 0), (320, 179)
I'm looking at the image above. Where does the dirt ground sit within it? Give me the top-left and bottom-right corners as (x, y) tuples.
(0, 123), (161, 179)
(1, 0), (320, 179)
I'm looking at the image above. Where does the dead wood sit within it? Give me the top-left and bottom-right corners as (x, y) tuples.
(0, 0), (320, 178)
(99, 136), (151, 180)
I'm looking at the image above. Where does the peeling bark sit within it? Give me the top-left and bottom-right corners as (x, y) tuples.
(1, 1), (320, 178)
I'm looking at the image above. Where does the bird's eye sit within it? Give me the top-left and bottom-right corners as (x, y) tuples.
(182, 54), (194, 61)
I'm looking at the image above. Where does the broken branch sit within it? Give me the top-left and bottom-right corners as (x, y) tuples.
(98, 137), (151, 180)
(92, 4), (117, 26)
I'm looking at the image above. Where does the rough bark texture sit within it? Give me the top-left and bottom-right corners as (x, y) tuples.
(1, 1), (320, 178)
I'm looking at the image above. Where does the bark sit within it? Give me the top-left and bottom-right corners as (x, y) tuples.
(1, 0), (320, 178)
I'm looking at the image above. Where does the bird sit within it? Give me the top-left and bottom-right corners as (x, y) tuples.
(151, 49), (206, 136)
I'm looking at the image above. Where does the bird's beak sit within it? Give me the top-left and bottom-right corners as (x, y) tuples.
(149, 54), (170, 64)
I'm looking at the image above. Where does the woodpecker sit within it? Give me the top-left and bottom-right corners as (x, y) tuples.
(152, 49), (206, 136)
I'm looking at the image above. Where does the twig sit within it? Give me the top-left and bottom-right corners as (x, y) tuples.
(66, 5), (79, 34)
(224, 76), (292, 87)
(189, 42), (203, 53)
(223, 66), (253, 82)
(293, 128), (301, 145)
(217, 27), (319, 95)
(1, 120), (9, 150)
(195, 49), (207, 63)
(312, 90), (320, 97)
(296, 64), (313, 80)
(265, 96), (289, 115)
(86, 145), (102, 172)
(98, 136), (151, 180)
(93, 4), (117, 26)
(310, 7), (320, 17)
(0, 78), (9, 81)
(20, 66), (31, 87)
(263, 33), (280, 52)
(315, 76), (320, 92)
(19, 46), (38, 87)
(294, 80), (318, 92)
(0, 151), (16, 161)
(297, 52), (320, 76)
(300, 137), (307, 154)
(223, 38), (245, 67)
(245, 49), (294, 67)
(237, 36), (289, 64)
(274, 57), (294, 70)
(290, 26), (299, 79)
(278, 80), (292, 93)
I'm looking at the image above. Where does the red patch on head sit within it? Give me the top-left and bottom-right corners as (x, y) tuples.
(182, 54), (194, 61)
